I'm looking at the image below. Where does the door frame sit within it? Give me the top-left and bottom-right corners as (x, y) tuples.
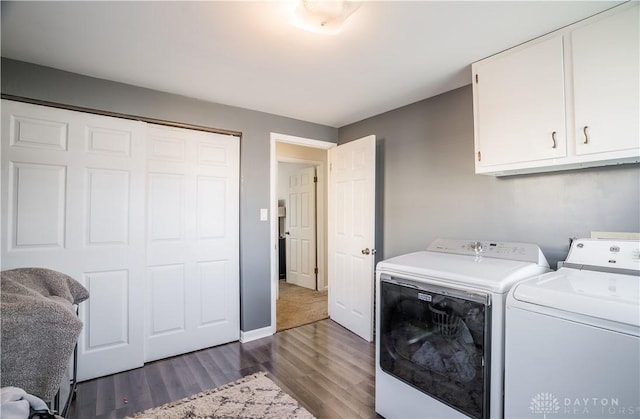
(269, 133), (335, 334)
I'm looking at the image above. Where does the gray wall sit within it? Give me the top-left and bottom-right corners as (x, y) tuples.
(1, 58), (338, 332)
(4, 58), (639, 332)
(339, 85), (640, 268)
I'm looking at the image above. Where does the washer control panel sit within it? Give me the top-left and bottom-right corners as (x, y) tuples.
(427, 238), (548, 265)
(566, 239), (640, 272)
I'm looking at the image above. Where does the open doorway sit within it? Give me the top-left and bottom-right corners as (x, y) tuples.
(277, 160), (326, 331)
(270, 134), (334, 332)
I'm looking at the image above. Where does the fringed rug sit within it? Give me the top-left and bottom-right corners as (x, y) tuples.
(126, 372), (315, 419)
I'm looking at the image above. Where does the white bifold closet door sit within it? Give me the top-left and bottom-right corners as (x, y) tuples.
(0, 100), (240, 381)
(0, 100), (147, 380)
(145, 124), (239, 362)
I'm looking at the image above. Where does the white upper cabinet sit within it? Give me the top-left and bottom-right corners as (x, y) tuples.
(473, 35), (566, 168)
(473, 3), (639, 176)
(571, 5), (639, 156)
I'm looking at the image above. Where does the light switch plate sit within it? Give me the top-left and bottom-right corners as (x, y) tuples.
(260, 208), (268, 221)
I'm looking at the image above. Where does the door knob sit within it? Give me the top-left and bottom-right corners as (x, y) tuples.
(362, 248), (370, 255)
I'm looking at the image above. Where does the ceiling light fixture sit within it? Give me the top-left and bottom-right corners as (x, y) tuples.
(291, 0), (362, 35)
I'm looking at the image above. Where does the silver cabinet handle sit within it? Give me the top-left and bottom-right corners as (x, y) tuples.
(583, 126), (589, 144)
(551, 131), (557, 149)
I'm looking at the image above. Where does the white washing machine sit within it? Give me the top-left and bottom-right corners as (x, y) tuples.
(504, 238), (640, 418)
(375, 238), (550, 419)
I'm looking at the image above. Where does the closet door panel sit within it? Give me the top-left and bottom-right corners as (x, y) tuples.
(1, 100), (146, 381)
(86, 168), (130, 245)
(144, 125), (239, 362)
(1, 100), (240, 379)
(10, 162), (66, 248)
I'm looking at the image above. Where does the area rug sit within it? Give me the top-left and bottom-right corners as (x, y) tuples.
(127, 372), (315, 419)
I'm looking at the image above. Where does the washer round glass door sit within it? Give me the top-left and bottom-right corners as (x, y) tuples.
(379, 275), (491, 419)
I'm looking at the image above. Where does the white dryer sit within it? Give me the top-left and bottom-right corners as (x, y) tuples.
(504, 238), (640, 418)
(376, 239), (550, 419)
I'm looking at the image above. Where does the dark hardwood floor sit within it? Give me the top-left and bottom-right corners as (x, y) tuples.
(67, 319), (378, 419)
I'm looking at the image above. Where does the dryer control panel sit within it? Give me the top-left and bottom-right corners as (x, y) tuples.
(427, 238), (549, 266)
(566, 239), (640, 272)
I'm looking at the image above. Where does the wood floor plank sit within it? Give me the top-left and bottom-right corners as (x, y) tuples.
(303, 321), (376, 364)
(284, 326), (374, 385)
(216, 342), (251, 375)
(171, 355), (203, 398)
(193, 349), (233, 388)
(182, 351), (217, 391)
(260, 356), (344, 419)
(308, 370), (374, 418)
(157, 357), (188, 402)
(94, 374), (115, 416)
(67, 320), (379, 419)
(123, 367), (153, 414)
(95, 410), (117, 419)
(69, 375), (97, 418)
(112, 371), (134, 416)
(239, 337), (273, 364)
(206, 345), (240, 378)
(278, 373), (342, 419)
(294, 371), (361, 419)
(267, 348), (312, 379)
(143, 361), (172, 408)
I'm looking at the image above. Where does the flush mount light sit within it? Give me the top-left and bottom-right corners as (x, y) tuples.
(291, 0), (362, 35)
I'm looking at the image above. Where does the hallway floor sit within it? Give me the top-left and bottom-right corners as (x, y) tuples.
(276, 280), (328, 331)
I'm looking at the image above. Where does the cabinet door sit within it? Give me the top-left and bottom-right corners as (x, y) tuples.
(474, 35), (567, 170)
(572, 4), (639, 156)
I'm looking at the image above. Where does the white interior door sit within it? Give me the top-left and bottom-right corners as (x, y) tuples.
(145, 124), (239, 362)
(285, 166), (317, 290)
(328, 135), (376, 341)
(1, 100), (146, 380)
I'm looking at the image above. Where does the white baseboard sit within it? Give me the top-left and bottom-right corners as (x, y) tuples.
(240, 325), (275, 343)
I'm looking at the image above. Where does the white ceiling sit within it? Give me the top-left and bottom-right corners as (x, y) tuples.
(1, 1), (622, 128)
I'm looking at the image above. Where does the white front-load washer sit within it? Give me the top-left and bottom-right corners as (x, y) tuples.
(375, 238), (550, 419)
(504, 238), (640, 418)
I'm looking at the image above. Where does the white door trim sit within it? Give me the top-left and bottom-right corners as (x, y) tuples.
(269, 133), (335, 334)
